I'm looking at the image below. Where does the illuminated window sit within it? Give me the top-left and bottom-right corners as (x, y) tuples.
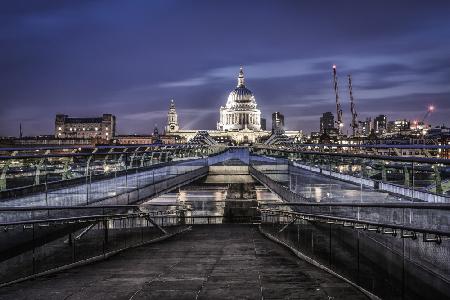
(106, 133), (109, 136)
(95, 127), (98, 131)
(58, 127), (62, 130)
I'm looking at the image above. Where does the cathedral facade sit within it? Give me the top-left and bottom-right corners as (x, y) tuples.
(164, 67), (301, 144)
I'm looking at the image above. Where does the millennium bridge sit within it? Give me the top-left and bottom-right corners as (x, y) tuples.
(0, 144), (448, 299)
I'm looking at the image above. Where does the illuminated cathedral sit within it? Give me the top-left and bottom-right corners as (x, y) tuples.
(165, 67), (301, 144)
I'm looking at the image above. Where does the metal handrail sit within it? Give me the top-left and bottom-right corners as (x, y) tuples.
(2, 200), (450, 212)
(259, 202), (450, 210)
(252, 148), (450, 164)
(0, 150), (208, 160)
(254, 143), (450, 150)
(1, 164), (209, 202)
(0, 211), (180, 227)
(0, 205), (169, 211)
(0, 202), (238, 212)
(249, 162), (450, 203)
(260, 208), (450, 237)
(0, 212), (146, 226)
(0, 213), (235, 227)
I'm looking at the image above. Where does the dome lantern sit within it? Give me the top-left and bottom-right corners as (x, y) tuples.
(237, 66), (245, 87)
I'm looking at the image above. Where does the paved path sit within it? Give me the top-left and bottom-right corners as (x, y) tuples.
(0, 225), (367, 300)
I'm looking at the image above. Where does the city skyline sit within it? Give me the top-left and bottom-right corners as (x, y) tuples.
(1, 0), (450, 136)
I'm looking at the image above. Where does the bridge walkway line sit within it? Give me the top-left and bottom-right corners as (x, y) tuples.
(0, 224), (367, 300)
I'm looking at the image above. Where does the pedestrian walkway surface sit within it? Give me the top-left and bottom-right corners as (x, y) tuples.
(0, 224), (367, 300)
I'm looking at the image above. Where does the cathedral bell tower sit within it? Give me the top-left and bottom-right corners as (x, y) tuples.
(165, 99), (179, 133)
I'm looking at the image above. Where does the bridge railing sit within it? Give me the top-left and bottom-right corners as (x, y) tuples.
(250, 163), (449, 231)
(249, 164), (310, 203)
(0, 201), (256, 288)
(0, 206), (188, 287)
(1, 163), (209, 208)
(259, 202), (450, 235)
(259, 208), (450, 300)
(251, 147), (450, 202)
(0, 144), (226, 197)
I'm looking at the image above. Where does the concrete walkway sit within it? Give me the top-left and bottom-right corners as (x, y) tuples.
(0, 225), (367, 300)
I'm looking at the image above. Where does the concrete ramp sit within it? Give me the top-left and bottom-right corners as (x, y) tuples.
(0, 225), (367, 299)
(204, 174), (254, 184)
(205, 160), (254, 183)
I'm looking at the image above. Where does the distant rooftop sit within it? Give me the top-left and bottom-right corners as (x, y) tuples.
(65, 117), (103, 124)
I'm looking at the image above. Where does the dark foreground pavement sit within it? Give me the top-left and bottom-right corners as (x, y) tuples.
(0, 224), (367, 300)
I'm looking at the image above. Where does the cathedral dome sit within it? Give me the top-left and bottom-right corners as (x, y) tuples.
(229, 86), (254, 102)
(218, 66), (262, 132)
(226, 67), (257, 109)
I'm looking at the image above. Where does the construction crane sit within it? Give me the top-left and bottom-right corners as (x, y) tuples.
(422, 105), (435, 122)
(332, 65), (343, 134)
(348, 75), (358, 136)
(412, 105), (435, 131)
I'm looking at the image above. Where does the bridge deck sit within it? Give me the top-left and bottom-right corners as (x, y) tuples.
(0, 224), (366, 300)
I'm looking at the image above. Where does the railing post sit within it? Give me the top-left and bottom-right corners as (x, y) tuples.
(328, 223), (332, 267)
(32, 224), (36, 275)
(434, 165), (443, 195)
(85, 161), (89, 205)
(401, 208), (406, 300)
(357, 231), (360, 285)
(411, 161), (415, 200)
(45, 160), (49, 207)
(103, 218), (109, 245)
(136, 164), (140, 201)
(125, 152), (129, 204)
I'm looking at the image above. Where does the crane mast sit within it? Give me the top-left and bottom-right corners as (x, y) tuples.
(422, 105), (435, 123)
(348, 74), (358, 136)
(333, 65), (343, 134)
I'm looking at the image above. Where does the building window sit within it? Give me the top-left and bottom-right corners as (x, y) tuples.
(58, 127), (62, 130)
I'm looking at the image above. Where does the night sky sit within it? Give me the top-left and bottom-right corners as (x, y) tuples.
(1, 0), (450, 137)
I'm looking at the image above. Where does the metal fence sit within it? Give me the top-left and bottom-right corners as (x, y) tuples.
(0, 144), (226, 196)
(260, 209), (450, 300)
(251, 145), (450, 202)
(0, 209), (187, 287)
(249, 164), (311, 203)
(0, 203), (259, 288)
